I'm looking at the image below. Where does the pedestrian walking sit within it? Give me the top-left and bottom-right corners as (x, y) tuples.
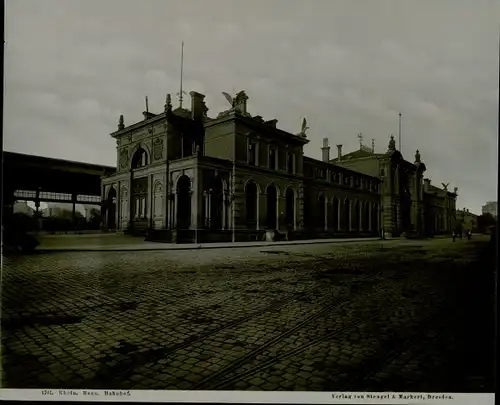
(467, 229), (472, 240)
(452, 229), (456, 242)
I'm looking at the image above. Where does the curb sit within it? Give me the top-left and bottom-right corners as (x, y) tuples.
(34, 237), (389, 253)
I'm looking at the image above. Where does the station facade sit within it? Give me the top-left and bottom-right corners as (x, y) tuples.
(101, 90), (457, 242)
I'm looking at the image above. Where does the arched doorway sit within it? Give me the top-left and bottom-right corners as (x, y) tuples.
(352, 200), (360, 231)
(285, 188), (295, 229)
(362, 201), (370, 231)
(176, 175), (191, 229)
(245, 181), (258, 229)
(266, 184), (277, 229)
(107, 187), (117, 230)
(209, 177), (224, 229)
(343, 198), (350, 231)
(371, 203), (378, 232)
(318, 194), (325, 229)
(332, 198), (339, 230)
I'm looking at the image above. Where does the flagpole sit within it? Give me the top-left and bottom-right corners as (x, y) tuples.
(179, 41), (184, 108)
(398, 113), (402, 153)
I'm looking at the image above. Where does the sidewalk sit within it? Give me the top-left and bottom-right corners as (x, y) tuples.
(35, 236), (385, 252)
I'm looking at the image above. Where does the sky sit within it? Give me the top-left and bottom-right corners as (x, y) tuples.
(4, 0), (499, 214)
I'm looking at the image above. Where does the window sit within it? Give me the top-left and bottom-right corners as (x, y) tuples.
(141, 197), (146, 218)
(287, 153), (294, 173)
(248, 141), (256, 166)
(132, 149), (148, 169)
(135, 198), (141, 218)
(134, 197), (147, 219)
(181, 137), (193, 158)
(269, 147), (277, 170)
(316, 168), (327, 180)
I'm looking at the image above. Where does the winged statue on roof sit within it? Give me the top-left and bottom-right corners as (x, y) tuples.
(222, 92), (234, 107)
(301, 118), (310, 134)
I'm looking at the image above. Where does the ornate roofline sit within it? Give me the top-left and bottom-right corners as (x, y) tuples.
(204, 110), (309, 145)
(303, 156), (381, 182)
(110, 112), (168, 138)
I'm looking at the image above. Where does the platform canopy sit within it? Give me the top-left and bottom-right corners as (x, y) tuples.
(3, 151), (116, 204)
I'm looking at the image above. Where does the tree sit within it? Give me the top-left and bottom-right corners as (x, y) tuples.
(87, 208), (101, 230)
(477, 213), (497, 233)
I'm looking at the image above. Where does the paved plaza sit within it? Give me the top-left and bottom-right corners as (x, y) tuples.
(1, 236), (495, 392)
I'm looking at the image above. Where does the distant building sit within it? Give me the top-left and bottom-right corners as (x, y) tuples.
(481, 201), (497, 218)
(84, 206), (99, 221)
(42, 203), (84, 218)
(101, 90), (458, 241)
(13, 201), (34, 216)
(456, 208), (479, 232)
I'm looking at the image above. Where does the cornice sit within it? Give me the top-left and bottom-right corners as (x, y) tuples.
(110, 113), (168, 138)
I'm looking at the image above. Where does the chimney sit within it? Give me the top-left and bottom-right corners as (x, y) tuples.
(190, 91), (206, 122)
(265, 119), (278, 128)
(336, 144), (343, 160)
(321, 138), (330, 162)
(423, 178), (431, 193)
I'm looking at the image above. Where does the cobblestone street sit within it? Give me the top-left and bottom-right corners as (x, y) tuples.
(2, 237), (495, 392)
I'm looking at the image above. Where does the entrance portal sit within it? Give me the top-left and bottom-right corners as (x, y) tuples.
(107, 187), (117, 230)
(266, 185), (277, 229)
(176, 175), (191, 229)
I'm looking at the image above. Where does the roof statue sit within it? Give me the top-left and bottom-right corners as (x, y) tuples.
(454, 187), (458, 194)
(164, 94), (172, 113)
(441, 182), (450, 191)
(222, 92), (234, 107)
(299, 118), (309, 137)
(118, 114), (124, 130)
(234, 90), (248, 102)
(357, 132), (364, 148)
(415, 149), (421, 163)
(388, 134), (396, 151)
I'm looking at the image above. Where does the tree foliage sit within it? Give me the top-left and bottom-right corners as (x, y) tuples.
(477, 213), (497, 233)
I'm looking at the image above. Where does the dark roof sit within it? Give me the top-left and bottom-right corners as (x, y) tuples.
(167, 109), (204, 142)
(330, 148), (384, 162)
(3, 151), (115, 173)
(3, 151), (114, 196)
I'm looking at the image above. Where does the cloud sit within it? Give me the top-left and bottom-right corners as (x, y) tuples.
(4, 0), (499, 213)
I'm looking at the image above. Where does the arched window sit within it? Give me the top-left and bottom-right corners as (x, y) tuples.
(269, 147), (277, 170)
(371, 203), (378, 231)
(353, 200), (360, 230)
(318, 194), (326, 229)
(176, 175), (191, 229)
(362, 201), (370, 230)
(266, 184), (278, 229)
(331, 198), (339, 230)
(132, 148), (148, 169)
(209, 177), (224, 229)
(343, 198), (350, 230)
(285, 188), (295, 228)
(245, 181), (258, 229)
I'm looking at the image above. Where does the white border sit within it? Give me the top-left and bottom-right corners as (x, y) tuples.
(0, 390), (495, 404)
